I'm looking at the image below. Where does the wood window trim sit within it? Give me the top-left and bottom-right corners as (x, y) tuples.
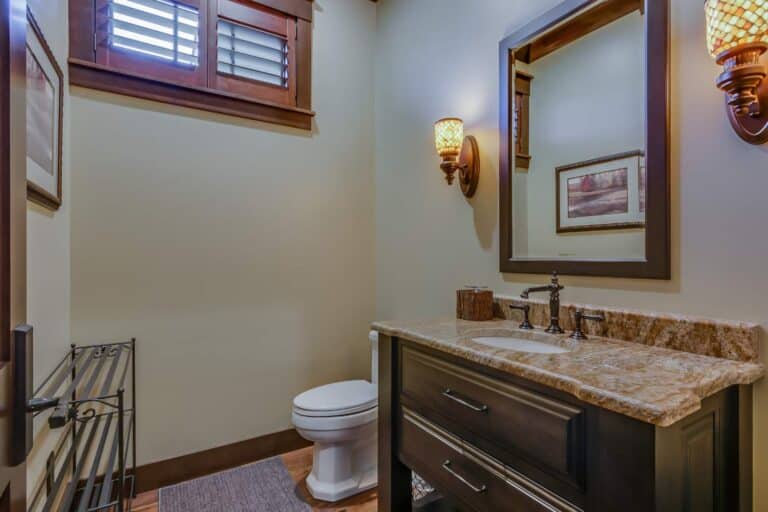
(69, 58), (313, 129)
(68, 0), (314, 130)
(514, 70), (532, 170)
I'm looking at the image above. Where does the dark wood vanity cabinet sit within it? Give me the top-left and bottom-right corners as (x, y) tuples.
(378, 336), (752, 512)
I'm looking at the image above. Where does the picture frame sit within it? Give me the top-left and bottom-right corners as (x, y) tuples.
(26, 8), (63, 211)
(555, 150), (645, 234)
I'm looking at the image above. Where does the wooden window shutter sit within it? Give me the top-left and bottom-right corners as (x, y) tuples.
(209, 0), (297, 107)
(94, 0), (207, 87)
(514, 71), (533, 170)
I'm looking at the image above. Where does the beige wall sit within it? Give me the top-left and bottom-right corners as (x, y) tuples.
(374, 0), (768, 509)
(70, 0), (377, 465)
(25, 0), (72, 504)
(28, 0), (768, 508)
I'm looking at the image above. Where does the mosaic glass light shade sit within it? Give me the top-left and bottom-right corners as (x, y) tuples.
(705, 0), (768, 58)
(434, 118), (464, 157)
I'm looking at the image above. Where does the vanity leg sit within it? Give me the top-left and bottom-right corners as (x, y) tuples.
(378, 334), (412, 511)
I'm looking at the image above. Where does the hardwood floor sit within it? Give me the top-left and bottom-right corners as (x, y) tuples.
(130, 446), (378, 512)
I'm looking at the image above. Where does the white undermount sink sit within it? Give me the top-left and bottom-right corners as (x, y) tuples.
(471, 336), (570, 354)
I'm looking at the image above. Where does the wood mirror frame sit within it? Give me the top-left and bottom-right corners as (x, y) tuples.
(499, 0), (670, 279)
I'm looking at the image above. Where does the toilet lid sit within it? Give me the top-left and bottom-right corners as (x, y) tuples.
(293, 380), (377, 417)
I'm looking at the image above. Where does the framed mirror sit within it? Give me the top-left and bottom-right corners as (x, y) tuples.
(499, 0), (669, 279)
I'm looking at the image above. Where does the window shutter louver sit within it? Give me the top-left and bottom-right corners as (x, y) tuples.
(217, 19), (288, 88)
(209, 0), (296, 105)
(104, 0), (200, 67)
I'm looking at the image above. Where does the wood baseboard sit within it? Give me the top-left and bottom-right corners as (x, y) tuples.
(134, 428), (310, 493)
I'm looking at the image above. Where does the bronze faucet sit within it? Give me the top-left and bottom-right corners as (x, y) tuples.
(508, 304), (533, 330)
(520, 271), (564, 334)
(569, 309), (605, 340)
(569, 309), (606, 340)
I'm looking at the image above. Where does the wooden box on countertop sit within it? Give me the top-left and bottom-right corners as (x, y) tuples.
(456, 288), (494, 321)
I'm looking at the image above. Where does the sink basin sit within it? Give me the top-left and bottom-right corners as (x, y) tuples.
(471, 336), (570, 354)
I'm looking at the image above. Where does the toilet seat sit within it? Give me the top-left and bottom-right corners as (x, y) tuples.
(292, 405), (377, 431)
(293, 380), (377, 417)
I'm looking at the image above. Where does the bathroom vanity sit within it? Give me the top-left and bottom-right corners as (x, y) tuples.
(371, 0), (765, 508)
(373, 315), (763, 512)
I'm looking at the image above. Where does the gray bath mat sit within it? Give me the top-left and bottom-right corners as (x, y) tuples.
(159, 456), (310, 512)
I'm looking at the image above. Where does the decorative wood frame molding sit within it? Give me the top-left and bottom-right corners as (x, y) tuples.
(68, 0), (315, 130)
(0, 0), (30, 504)
(498, 0), (670, 279)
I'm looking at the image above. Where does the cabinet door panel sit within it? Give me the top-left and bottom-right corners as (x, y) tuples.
(399, 408), (579, 512)
(401, 346), (585, 488)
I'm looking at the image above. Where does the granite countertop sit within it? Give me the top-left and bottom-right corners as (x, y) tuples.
(372, 318), (765, 427)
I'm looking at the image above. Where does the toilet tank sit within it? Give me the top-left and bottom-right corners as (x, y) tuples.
(369, 331), (379, 385)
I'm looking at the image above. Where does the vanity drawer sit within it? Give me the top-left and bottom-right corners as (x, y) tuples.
(399, 408), (579, 512)
(400, 346), (585, 487)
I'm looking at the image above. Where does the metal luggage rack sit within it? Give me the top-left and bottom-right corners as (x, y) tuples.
(27, 340), (136, 512)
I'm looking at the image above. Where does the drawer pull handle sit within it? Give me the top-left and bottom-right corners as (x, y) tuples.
(442, 388), (488, 413)
(442, 460), (487, 493)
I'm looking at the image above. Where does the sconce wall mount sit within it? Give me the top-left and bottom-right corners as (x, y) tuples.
(434, 118), (480, 197)
(706, 0), (768, 144)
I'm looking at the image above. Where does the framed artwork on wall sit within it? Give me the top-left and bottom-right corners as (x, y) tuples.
(556, 150), (645, 233)
(26, 8), (63, 211)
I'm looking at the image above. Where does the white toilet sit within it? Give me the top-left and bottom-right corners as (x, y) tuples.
(291, 331), (379, 502)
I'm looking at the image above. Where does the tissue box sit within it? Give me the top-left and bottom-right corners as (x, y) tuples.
(456, 288), (494, 321)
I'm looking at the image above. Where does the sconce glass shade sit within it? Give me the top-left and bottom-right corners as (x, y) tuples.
(434, 118), (464, 157)
(705, 0), (768, 58)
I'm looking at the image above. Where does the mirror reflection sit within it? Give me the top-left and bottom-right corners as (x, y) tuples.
(511, 8), (646, 260)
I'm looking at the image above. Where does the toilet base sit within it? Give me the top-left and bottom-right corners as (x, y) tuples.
(304, 432), (378, 502)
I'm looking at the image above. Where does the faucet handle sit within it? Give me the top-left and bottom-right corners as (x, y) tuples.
(569, 310), (605, 340)
(509, 304), (533, 330)
(550, 271), (564, 290)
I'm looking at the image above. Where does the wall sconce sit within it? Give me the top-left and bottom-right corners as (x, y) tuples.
(705, 0), (768, 144)
(434, 118), (480, 197)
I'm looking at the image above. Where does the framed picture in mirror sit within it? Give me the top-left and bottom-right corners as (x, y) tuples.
(498, 0), (669, 279)
(556, 151), (645, 233)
